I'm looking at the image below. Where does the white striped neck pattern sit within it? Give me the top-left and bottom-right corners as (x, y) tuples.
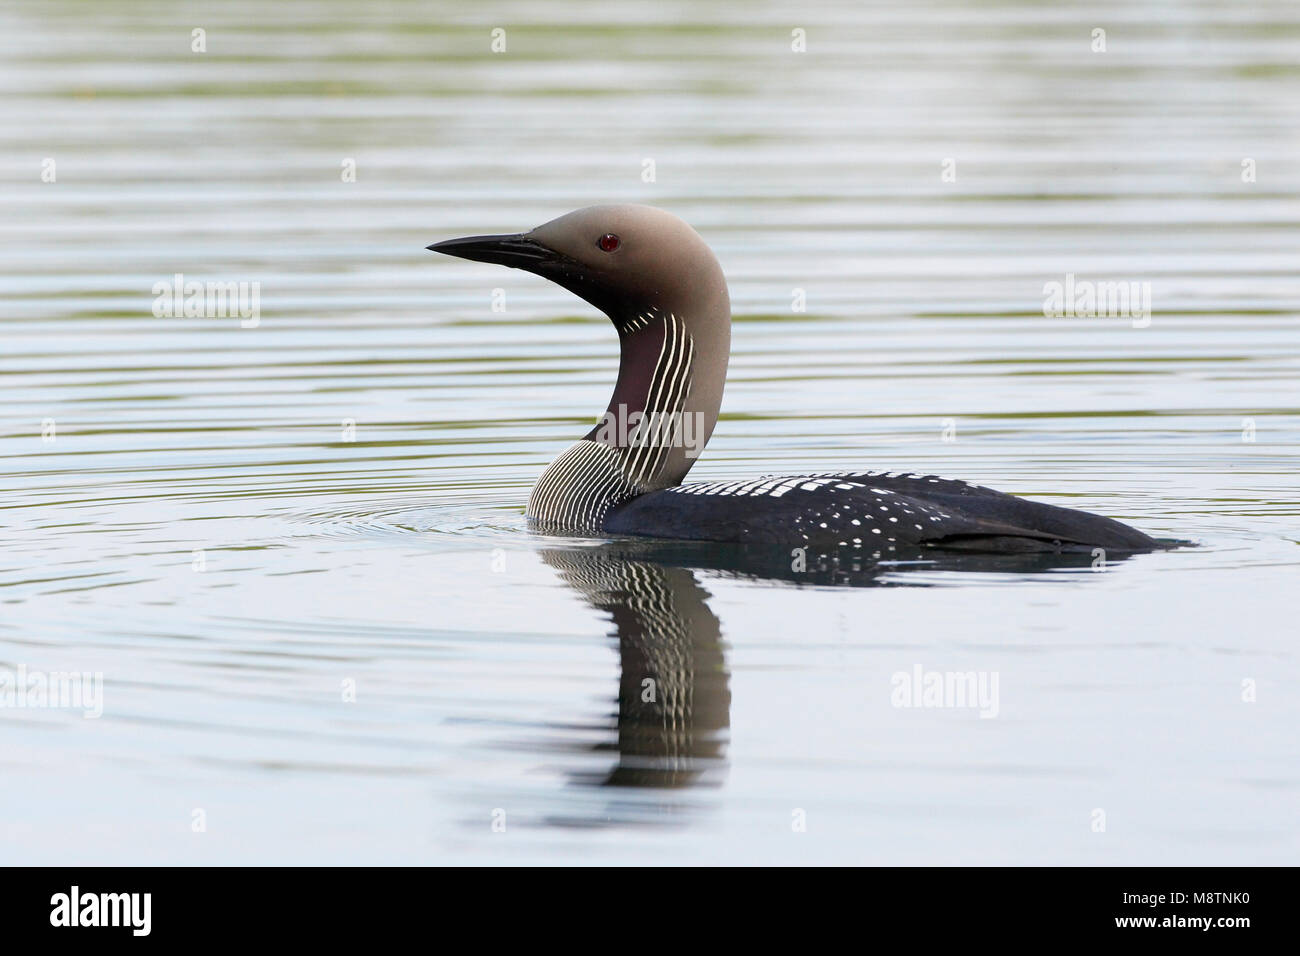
(529, 310), (697, 532)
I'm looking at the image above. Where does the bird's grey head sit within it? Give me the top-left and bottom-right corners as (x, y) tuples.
(428, 204), (730, 333)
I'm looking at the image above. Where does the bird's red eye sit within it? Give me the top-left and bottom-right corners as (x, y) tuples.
(598, 233), (620, 252)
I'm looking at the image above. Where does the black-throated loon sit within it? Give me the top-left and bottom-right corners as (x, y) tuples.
(430, 205), (1161, 554)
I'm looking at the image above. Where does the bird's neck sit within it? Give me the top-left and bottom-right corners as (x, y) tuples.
(528, 304), (730, 532)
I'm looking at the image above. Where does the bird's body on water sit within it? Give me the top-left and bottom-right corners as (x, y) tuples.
(430, 205), (1163, 555)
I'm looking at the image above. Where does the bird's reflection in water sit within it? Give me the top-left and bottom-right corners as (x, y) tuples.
(540, 540), (1130, 815)
(541, 543), (730, 792)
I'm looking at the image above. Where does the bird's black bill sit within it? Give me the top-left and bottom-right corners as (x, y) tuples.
(426, 233), (556, 270)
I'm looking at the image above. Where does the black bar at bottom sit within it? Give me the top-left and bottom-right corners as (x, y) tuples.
(0, 866), (1284, 942)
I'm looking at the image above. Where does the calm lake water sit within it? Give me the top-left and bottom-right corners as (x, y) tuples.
(2, 1), (1298, 864)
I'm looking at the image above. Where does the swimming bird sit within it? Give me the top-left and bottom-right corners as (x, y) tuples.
(429, 205), (1161, 554)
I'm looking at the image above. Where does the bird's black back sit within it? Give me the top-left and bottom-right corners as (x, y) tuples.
(604, 471), (1162, 553)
